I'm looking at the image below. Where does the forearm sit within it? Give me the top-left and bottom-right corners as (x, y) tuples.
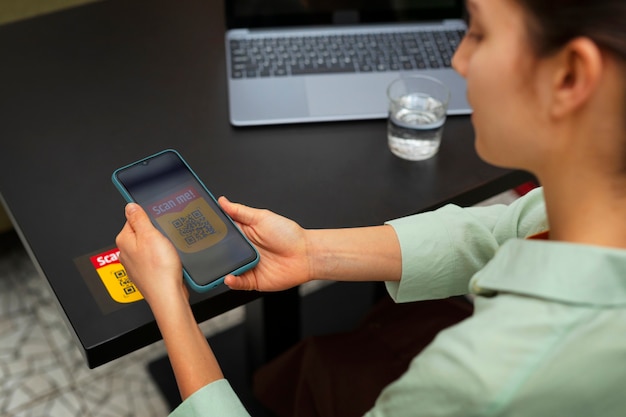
(306, 224), (402, 283)
(117, 203), (227, 401)
(150, 292), (224, 400)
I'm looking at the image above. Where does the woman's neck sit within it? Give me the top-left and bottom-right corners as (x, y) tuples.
(541, 172), (626, 249)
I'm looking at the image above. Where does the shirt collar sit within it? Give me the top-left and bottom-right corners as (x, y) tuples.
(469, 239), (626, 306)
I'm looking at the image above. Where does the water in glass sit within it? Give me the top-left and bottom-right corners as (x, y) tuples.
(387, 93), (446, 161)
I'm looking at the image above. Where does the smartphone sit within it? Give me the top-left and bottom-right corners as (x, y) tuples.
(112, 149), (260, 292)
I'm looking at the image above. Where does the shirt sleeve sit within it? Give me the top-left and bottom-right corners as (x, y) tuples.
(168, 379), (250, 417)
(384, 187), (547, 302)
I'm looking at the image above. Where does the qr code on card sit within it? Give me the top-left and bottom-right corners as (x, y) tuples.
(171, 209), (217, 245)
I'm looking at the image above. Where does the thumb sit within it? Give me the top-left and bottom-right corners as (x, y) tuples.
(219, 196), (258, 227)
(224, 273), (258, 291)
(124, 203), (154, 234)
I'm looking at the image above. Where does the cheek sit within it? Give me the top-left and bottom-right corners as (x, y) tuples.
(462, 37), (541, 167)
(465, 48), (506, 119)
(469, 81), (529, 166)
(466, 60), (506, 160)
(473, 98), (538, 169)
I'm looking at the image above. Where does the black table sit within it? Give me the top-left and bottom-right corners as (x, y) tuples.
(0, 0), (531, 368)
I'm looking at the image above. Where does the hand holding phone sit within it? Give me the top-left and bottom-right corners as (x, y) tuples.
(112, 149), (260, 292)
(116, 202), (187, 302)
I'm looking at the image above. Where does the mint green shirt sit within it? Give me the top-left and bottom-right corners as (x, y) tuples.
(171, 188), (626, 416)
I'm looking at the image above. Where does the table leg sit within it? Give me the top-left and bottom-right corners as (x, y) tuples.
(245, 287), (301, 369)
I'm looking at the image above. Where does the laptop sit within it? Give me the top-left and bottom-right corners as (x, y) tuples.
(225, 0), (471, 126)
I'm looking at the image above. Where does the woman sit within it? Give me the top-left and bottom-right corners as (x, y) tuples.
(116, 0), (626, 415)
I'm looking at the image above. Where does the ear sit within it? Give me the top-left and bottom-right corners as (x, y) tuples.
(549, 37), (603, 118)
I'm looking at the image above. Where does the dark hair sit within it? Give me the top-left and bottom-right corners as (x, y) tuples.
(514, 0), (626, 61)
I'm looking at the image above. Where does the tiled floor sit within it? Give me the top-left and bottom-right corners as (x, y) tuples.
(0, 189), (520, 417)
(0, 234), (245, 417)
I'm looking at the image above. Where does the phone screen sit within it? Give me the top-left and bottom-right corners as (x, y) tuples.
(113, 150), (259, 289)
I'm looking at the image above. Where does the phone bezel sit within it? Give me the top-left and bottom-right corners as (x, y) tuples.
(111, 149), (260, 292)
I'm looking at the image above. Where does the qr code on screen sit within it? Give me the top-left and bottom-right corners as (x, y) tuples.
(172, 209), (217, 245)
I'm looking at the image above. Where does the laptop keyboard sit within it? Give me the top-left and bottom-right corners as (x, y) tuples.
(229, 29), (465, 79)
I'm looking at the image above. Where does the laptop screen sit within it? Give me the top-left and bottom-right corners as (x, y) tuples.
(226, 0), (465, 29)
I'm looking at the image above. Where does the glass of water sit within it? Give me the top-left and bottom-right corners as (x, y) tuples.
(387, 75), (451, 161)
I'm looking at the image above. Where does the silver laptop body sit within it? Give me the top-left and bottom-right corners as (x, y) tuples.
(225, 1), (470, 126)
